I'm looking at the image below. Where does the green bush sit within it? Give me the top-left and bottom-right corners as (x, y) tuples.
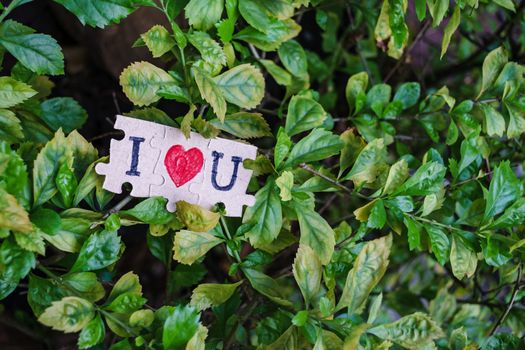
(1, 0), (525, 349)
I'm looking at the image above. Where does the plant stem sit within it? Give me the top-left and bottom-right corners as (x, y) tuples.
(484, 264), (522, 341)
(299, 163), (368, 199)
(221, 216), (242, 263)
(0, 0), (22, 23)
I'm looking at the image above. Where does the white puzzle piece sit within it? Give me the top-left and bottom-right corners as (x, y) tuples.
(95, 115), (164, 196)
(95, 115), (258, 217)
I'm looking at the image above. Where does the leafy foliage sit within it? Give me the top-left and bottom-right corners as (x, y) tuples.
(1, 0), (525, 349)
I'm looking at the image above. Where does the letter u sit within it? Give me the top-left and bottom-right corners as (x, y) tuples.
(211, 151), (242, 191)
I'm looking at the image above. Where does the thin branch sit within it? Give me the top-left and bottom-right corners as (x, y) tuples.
(485, 264), (522, 340)
(299, 163), (367, 199)
(384, 20), (431, 83)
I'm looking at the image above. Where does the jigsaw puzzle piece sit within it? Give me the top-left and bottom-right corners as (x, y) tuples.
(150, 126), (210, 212)
(189, 138), (257, 217)
(95, 115), (165, 197)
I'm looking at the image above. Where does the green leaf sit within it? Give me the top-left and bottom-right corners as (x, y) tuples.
(477, 46), (508, 99)
(0, 187), (32, 233)
(162, 305), (200, 349)
(278, 40), (307, 78)
(38, 296), (95, 333)
(141, 25), (175, 58)
(129, 309), (154, 328)
(127, 107), (178, 127)
(238, 0), (293, 33)
(367, 83), (391, 116)
(368, 312), (444, 349)
(33, 129), (73, 206)
(71, 229), (122, 272)
(383, 159), (409, 195)
(107, 271), (142, 304)
(186, 324), (208, 350)
(344, 138), (388, 187)
(0, 76), (36, 108)
(0, 238), (35, 300)
(428, 0), (449, 27)
(484, 161), (522, 220)
(193, 66), (226, 121)
(424, 224), (450, 265)
(440, 6), (460, 59)
(345, 72), (368, 115)
(78, 314), (105, 349)
(243, 179), (283, 247)
(482, 334), (524, 350)
(505, 102), (525, 139)
(293, 244), (321, 305)
(448, 327), (468, 350)
(185, 0), (224, 31)
(394, 161), (446, 196)
(176, 200), (220, 232)
(120, 61), (175, 106)
(40, 97), (87, 133)
(0, 20), (64, 75)
(293, 203), (335, 265)
(274, 127), (292, 168)
(188, 31), (226, 66)
(450, 235), (477, 280)
(210, 112), (271, 139)
(30, 207), (61, 235)
(54, 0), (136, 28)
(479, 103), (505, 137)
(213, 64), (265, 109)
(0, 108), (23, 143)
(336, 235), (392, 313)
(285, 96), (327, 136)
(105, 292), (146, 313)
(242, 267), (293, 307)
(368, 199), (387, 229)
(488, 197), (525, 229)
(259, 59), (292, 86)
(283, 129), (343, 168)
(122, 197), (174, 225)
(190, 281), (242, 310)
(276, 170), (294, 202)
(234, 18), (301, 51)
(172, 230), (223, 265)
(394, 82), (420, 109)
(493, 0), (516, 12)
(55, 161), (77, 207)
(14, 229), (45, 255)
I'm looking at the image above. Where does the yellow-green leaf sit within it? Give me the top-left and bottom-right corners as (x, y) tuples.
(214, 64), (265, 109)
(38, 296), (95, 333)
(0, 76), (37, 108)
(193, 66), (227, 121)
(176, 201), (220, 232)
(336, 235), (392, 313)
(120, 61), (175, 106)
(0, 187), (32, 233)
(190, 281), (242, 310)
(141, 25), (175, 58)
(173, 230), (223, 265)
(293, 245), (321, 305)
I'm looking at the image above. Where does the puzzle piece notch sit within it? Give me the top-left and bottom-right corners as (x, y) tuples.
(189, 138), (257, 217)
(95, 115), (165, 197)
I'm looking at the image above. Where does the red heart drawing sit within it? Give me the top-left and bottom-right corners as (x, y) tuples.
(164, 145), (204, 187)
